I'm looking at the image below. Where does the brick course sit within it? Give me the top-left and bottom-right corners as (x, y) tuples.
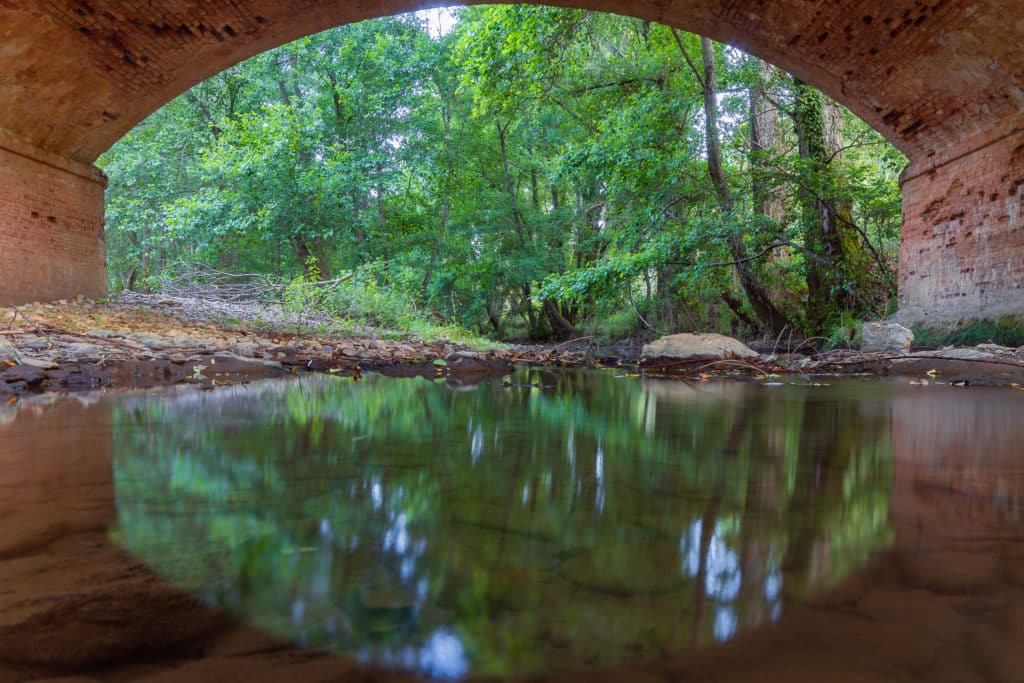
(899, 128), (1024, 323)
(0, 140), (107, 306)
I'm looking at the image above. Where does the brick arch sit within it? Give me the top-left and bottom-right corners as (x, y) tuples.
(0, 0), (1022, 322)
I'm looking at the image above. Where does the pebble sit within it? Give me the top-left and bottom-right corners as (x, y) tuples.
(233, 341), (259, 357)
(133, 333), (169, 349)
(0, 340), (17, 361)
(63, 343), (102, 360)
(19, 358), (59, 370)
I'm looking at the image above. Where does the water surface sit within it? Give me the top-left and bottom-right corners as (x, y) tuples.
(0, 370), (1021, 682)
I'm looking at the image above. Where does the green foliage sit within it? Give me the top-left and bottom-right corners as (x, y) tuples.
(825, 312), (863, 350)
(99, 6), (905, 343)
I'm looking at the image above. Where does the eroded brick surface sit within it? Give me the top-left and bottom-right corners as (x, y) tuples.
(0, 0), (1021, 163)
(0, 143), (107, 306)
(899, 129), (1024, 323)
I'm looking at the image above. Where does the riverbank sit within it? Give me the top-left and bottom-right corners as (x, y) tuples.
(0, 294), (590, 395)
(3, 294), (1024, 395)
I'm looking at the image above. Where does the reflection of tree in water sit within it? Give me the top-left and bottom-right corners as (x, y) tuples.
(112, 371), (894, 678)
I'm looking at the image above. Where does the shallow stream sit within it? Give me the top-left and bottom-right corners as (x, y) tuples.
(0, 369), (1021, 682)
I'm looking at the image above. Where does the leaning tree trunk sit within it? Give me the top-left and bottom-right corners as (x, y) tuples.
(699, 38), (791, 337)
(543, 299), (577, 340)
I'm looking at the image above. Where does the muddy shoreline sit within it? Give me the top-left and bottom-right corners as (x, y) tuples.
(4, 295), (1024, 397)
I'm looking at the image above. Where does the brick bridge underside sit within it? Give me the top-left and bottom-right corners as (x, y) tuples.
(1, 0), (1022, 324)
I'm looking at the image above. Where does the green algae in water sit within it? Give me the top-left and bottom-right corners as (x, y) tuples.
(111, 369), (894, 679)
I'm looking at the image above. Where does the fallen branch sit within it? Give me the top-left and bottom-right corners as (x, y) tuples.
(11, 309), (57, 349)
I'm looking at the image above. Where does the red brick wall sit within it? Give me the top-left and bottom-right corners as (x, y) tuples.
(898, 128), (1024, 324)
(0, 136), (107, 306)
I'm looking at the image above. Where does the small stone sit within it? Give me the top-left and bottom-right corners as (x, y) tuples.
(444, 351), (509, 376)
(0, 340), (17, 361)
(133, 333), (169, 349)
(232, 341), (259, 357)
(0, 364), (46, 385)
(168, 334), (201, 348)
(975, 343), (1015, 355)
(63, 343), (101, 359)
(19, 358), (59, 370)
(860, 322), (914, 352)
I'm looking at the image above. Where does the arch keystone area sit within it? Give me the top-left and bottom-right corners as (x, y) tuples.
(1, 0), (1022, 324)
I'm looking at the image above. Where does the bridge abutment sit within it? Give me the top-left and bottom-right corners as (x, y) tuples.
(0, 133), (107, 306)
(898, 127), (1024, 326)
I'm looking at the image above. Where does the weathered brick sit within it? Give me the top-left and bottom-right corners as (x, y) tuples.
(0, 139), (107, 306)
(899, 129), (1024, 323)
(0, 0), (1021, 164)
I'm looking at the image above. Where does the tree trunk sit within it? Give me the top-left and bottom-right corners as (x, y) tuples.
(420, 196), (450, 301)
(792, 79), (864, 327)
(749, 59), (786, 226)
(487, 299), (504, 337)
(496, 120), (527, 247)
(699, 38), (791, 337)
(292, 237), (313, 272)
(543, 298), (577, 340)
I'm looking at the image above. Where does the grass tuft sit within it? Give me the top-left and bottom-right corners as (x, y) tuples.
(911, 317), (1024, 348)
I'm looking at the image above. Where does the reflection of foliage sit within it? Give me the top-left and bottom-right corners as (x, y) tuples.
(112, 371), (893, 677)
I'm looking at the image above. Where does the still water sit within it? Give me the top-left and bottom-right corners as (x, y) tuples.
(0, 370), (1021, 682)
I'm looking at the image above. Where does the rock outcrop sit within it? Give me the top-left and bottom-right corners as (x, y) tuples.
(641, 333), (758, 365)
(860, 322), (914, 352)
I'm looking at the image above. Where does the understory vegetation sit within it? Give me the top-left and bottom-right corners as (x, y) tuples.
(100, 5), (905, 344)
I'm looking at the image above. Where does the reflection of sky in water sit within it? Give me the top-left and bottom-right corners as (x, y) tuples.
(361, 629), (469, 680)
(714, 607), (737, 641)
(680, 518), (783, 640)
(680, 518), (742, 600)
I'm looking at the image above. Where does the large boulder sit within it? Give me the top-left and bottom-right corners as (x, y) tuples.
(641, 333), (758, 364)
(860, 322), (914, 352)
